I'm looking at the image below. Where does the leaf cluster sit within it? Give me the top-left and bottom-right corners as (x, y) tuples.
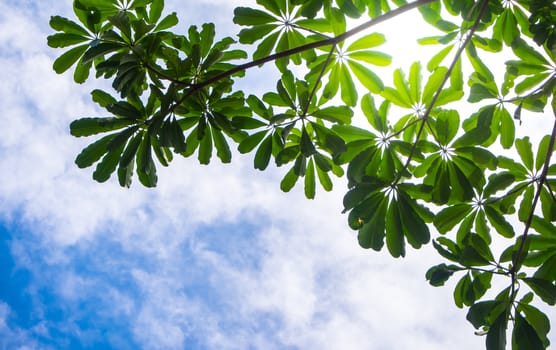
(49, 0), (556, 348)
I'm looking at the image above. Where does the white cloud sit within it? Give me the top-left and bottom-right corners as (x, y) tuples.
(0, 302), (54, 350)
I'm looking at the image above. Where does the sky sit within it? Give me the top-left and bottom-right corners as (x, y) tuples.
(0, 1), (554, 349)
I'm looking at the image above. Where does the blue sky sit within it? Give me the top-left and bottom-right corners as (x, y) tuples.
(0, 1), (554, 349)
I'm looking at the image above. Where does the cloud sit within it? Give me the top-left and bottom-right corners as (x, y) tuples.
(0, 302), (55, 350)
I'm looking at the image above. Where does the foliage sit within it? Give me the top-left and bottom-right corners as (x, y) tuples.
(48, 0), (556, 348)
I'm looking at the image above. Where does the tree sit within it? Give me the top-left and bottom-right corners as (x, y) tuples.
(47, 0), (556, 348)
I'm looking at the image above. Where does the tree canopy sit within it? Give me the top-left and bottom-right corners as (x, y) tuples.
(48, 0), (556, 348)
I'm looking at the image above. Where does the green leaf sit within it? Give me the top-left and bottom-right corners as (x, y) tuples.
(515, 137), (534, 170)
(511, 38), (550, 66)
(106, 102), (142, 119)
(467, 300), (501, 329)
(211, 127), (231, 163)
(47, 33), (90, 48)
(52, 44), (89, 74)
(254, 135), (273, 170)
(513, 313), (545, 350)
(348, 60), (383, 93)
(117, 157), (134, 188)
(198, 124), (213, 165)
(149, 0), (164, 23)
(304, 158), (316, 199)
(426, 44), (453, 71)
(452, 106), (495, 147)
(91, 89), (117, 108)
(50, 15), (90, 36)
(518, 304), (551, 347)
(154, 12), (179, 31)
(434, 204), (473, 234)
(238, 130), (268, 154)
(530, 216), (556, 238)
(300, 127), (316, 157)
(408, 61), (422, 102)
(536, 135), (552, 172)
(136, 134), (157, 187)
(497, 107), (515, 149)
(233, 7), (277, 26)
(312, 106), (353, 124)
(280, 166), (299, 192)
(93, 141), (125, 183)
(483, 172), (515, 197)
(398, 193), (430, 248)
(238, 24), (276, 44)
(357, 193), (388, 250)
(346, 33), (386, 51)
(426, 264), (457, 286)
(73, 56), (92, 83)
(347, 51), (391, 66)
(434, 109), (459, 145)
(119, 132), (143, 168)
(486, 312), (507, 350)
(522, 278), (556, 305)
(75, 134), (116, 168)
(381, 87), (412, 108)
(386, 200), (405, 258)
(315, 162), (333, 191)
(453, 274), (472, 308)
(70, 117), (134, 137)
(468, 83), (497, 103)
(340, 64), (358, 106)
(484, 205), (515, 238)
(82, 42), (125, 63)
(422, 66), (447, 105)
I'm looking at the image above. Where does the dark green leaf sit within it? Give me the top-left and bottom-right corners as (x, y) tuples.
(93, 140), (125, 183)
(238, 130), (268, 154)
(70, 117), (134, 137)
(515, 137), (534, 170)
(434, 204), (473, 234)
(386, 200), (405, 258)
(75, 134), (116, 168)
(254, 135), (273, 170)
(486, 312), (507, 350)
(233, 7), (277, 26)
(136, 134), (157, 187)
(47, 33), (90, 48)
(484, 205), (515, 238)
(312, 106), (353, 124)
(154, 12), (179, 31)
(522, 278), (556, 305)
(52, 44), (89, 74)
(467, 300), (501, 329)
(212, 127), (231, 163)
(513, 313), (545, 350)
(305, 158), (316, 199)
(426, 264), (457, 286)
(280, 166), (299, 192)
